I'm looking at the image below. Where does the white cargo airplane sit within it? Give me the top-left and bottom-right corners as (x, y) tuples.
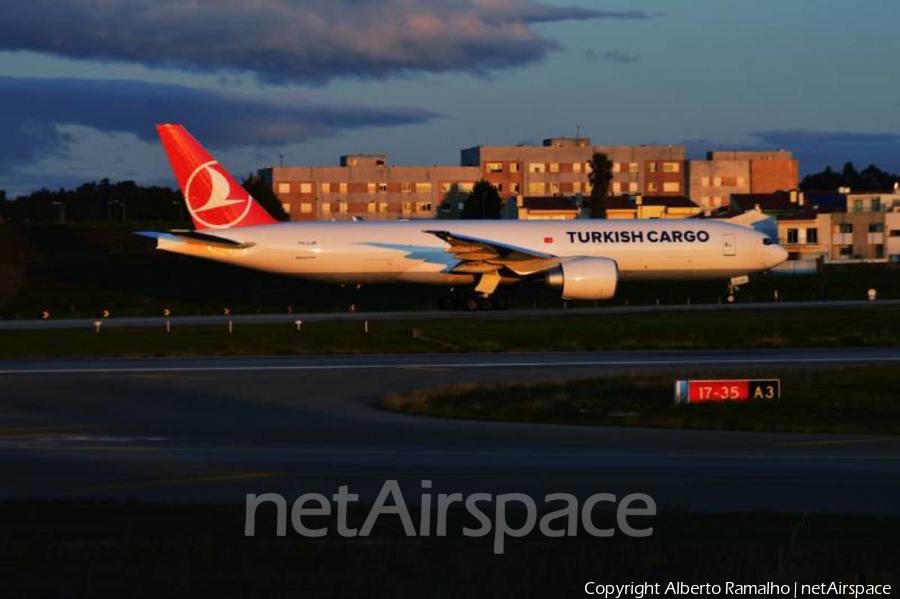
(143, 124), (787, 307)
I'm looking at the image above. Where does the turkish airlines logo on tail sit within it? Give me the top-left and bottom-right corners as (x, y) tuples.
(184, 161), (253, 228)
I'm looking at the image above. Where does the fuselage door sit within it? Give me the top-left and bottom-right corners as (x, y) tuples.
(723, 233), (736, 256)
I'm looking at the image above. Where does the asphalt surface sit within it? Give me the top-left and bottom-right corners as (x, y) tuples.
(1, 299), (898, 330)
(1, 348), (899, 514)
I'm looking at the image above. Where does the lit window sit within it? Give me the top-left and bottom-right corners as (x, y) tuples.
(572, 182), (582, 193)
(510, 183), (520, 193)
(628, 163), (638, 173)
(338, 183), (347, 194)
(509, 162), (519, 173)
(528, 163), (546, 173)
(629, 182), (638, 193)
(573, 162), (582, 173)
(662, 182), (680, 193)
(321, 183), (330, 194)
(648, 162), (658, 173)
(300, 203), (313, 214)
(612, 182), (622, 194)
(299, 182), (312, 194)
(528, 182), (546, 194)
(402, 202), (413, 214)
(379, 202), (388, 213)
(549, 162), (560, 173)
(486, 162), (503, 173)
(367, 201), (376, 213)
(612, 162), (621, 173)
(415, 182), (432, 194)
(662, 162), (680, 173)
(713, 177), (722, 187)
(322, 202), (331, 214)
(416, 202), (432, 213)
(401, 182), (412, 193)
(378, 183), (388, 193)
(277, 182), (291, 194)
(549, 182), (560, 194)
(647, 182), (658, 192)
(459, 182), (475, 192)
(701, 177), (710, 188)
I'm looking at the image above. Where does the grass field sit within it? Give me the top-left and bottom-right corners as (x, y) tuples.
(0, 305), (898, 359)
(384, 365), (900, 434)
(0, 501), (896, 598)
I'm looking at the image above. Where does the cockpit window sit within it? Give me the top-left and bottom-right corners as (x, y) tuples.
(763, 238), (775, 245)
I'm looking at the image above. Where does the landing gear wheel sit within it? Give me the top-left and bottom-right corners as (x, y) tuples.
(466, 298), (479, 311)
(725, 293), (736, 304)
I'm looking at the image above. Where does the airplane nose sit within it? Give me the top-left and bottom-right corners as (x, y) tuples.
(768, 245), (788, 268)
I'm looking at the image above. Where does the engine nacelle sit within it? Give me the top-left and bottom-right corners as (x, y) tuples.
(546, 257), (618, 300)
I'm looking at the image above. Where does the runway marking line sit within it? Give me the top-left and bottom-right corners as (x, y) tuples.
(776, 438), (897, 448)
(79, 471), (282, 492)
(1, 354), (900, 375)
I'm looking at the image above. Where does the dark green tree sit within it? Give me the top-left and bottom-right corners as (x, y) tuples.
(461, 179), (503, 219)
(588, 152), (613, 218)
(242, 174), (290, 221)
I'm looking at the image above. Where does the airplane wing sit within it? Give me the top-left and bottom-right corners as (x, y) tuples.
(422, 230), (558, 275)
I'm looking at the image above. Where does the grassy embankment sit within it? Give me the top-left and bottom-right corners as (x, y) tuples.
(0, 305), (898, 359)
(384, 365), (900, 434)
(0, 501), (897, 598)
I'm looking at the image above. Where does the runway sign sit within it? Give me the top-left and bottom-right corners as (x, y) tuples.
(674, 379), (780, 405)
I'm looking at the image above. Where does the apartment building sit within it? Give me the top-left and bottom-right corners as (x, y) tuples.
(260, 155), (480, 221)
(688, 150), (799, 209)
(461, 138), (686, 199)
(606, 195), (702, 220)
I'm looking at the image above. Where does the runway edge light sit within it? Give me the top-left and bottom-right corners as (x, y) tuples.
(675, 379), (781, 405)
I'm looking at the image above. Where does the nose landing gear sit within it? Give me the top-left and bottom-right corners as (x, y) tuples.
(725, 275), (750, 304)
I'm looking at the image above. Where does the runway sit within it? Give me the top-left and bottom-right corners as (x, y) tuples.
(1, 299), (898, 330)
(1, 348), (899, 514)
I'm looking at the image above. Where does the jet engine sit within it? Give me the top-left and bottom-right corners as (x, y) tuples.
(545, 257), (618, 300)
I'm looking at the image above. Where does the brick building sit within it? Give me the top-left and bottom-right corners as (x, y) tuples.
(687, 150), (799, 209)
(461, 138), (686, 199)
(259, 155), (480, 221)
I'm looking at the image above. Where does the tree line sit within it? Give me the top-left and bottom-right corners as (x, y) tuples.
(800, 162), (899, 192)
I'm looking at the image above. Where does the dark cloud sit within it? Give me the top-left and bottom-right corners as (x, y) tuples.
(0, 75), (440, 173)
(750, 130), (900, 173)
(0, 1), (651, 84)
(584, 49), (640, 64)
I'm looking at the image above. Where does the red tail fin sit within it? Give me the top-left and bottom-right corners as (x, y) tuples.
(156, 124), (278, 230)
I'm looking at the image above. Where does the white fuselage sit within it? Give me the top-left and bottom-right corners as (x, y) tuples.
(155, 219), (787, 286)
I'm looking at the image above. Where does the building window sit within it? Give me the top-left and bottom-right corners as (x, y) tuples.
(321, 183), (331, 194)
(853, 199), (863, 212)
(647, 182), (658, 192)
(401, 182), (412, 193)
(612, 162), (621, 173)
(486, 162), (503, 173)
(378, 182), (388, 193)
(806, 228), (818, 244)
(713, 197), (722, 207)
(459, 182), (475, 192)
(549, 162), (560, 173)
(416, 202), (432, 213)
(839, 223), (853, 234)
(648, 162), (658, 173)
(277, 182), (290, 194)
(701, 177), (710, 188)
(875, 244), (885, 258)
(869, 223), (884, 233)
(628, 163), (638, 173)
(890, 229), (900, 237)
(299, 182), (312, 194)
(528, 182), (546, 194)
(367, 201), (376, 213)
(737, 177), (746, 187)
(338, 183), (348, 194)
(510, 183), (520, 193)
(839, 245), (852, 256)
(402, 202), (412, 214)
(322, 202), (331, 214)
(415, 182), (432, 194)
(872, 198), (882, 211)
(629, 182), (638, 193)
(713, 177), (722, 187)
(662, 182), (680, 193)
(549, 182), (560, 194)
(786, 228), (799, 244)
(662, 162), (680, 173)
(509, 162), (519, 173)
(528, 163), (545, 173)
(379, 202), (388, 213)
(300, 203), (313, 214)
(367, 182), (376, 194)
(612, 182), (622, 194)
(337, 201), (347, 214)
(573, 182), (582, 193)
(573, 162), (582, 173)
